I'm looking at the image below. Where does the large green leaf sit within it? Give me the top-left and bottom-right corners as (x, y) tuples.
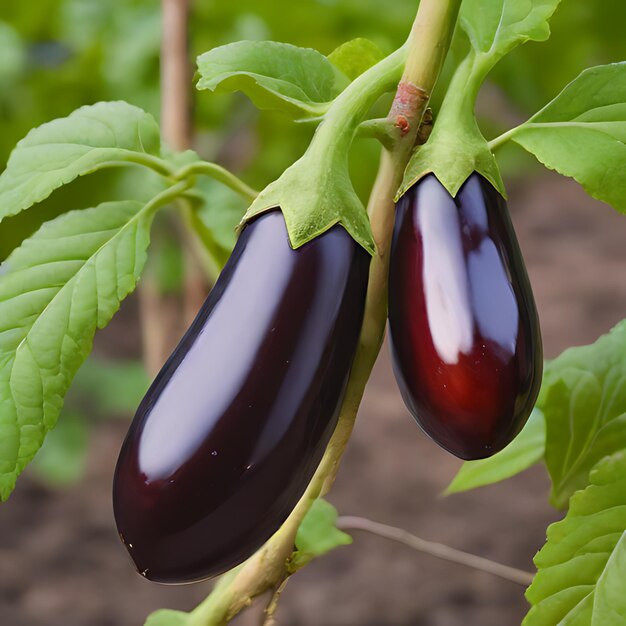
(445, 409), (545, 495)
(541, 322), (626, 508)
(196, 41), (346, 118)
(0, 199), (157, 500)
(508, 63), (626, 213)
(592, 534), (626, 625)
(524, 452), (626, 625)
(461, 0), (562, 72)
(0, 102), (163, 223)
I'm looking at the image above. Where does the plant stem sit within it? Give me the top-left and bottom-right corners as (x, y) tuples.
(124, 153), (176, 177)
(337, 516), (534, 587)
(181, 2), (463, 624)
(261, 579), (289, 626)
(144, 179), (194, 213)
(402, 0), (463, 94)
(428, 53), (483, 148)
(356, 118), (399, 149)
(488, 125), (520, 151)
(308, 46), (408, 161)
(174, 161), (259, 201)
(489, 121), (578, 152)
(356, 0), (463, 408)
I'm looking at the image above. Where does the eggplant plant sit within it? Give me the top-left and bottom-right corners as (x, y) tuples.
(2, 0), (626, 624)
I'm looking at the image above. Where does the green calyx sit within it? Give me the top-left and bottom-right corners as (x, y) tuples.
(241, 46), (408, 256)
(398, 0), (564, 200)
(397, 55), (505, 201)
(398, 120), (505, 200)
(243, 149), (376, 255)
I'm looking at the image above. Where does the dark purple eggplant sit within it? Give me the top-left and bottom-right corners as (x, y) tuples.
(388, 174), (542, 460)
(113, 210), (369, 583)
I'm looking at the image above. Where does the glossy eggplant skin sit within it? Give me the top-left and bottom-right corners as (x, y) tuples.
(113, 210), (369, 584)
(388, 174), (542, 460)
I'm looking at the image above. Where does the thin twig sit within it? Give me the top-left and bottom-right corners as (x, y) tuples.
(337, 516), (534, 587)
(261, 579), (289, 626)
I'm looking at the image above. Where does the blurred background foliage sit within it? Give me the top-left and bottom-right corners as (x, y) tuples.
(0, 0), (624, 487)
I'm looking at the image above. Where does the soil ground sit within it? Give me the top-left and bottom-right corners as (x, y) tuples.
(2, 172), (626, 626)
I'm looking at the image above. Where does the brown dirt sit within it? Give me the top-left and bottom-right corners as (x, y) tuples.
(1, 172), (626, 626)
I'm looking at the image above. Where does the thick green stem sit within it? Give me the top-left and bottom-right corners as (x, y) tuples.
(424, 53), (482, 153)
(179, 1), (462, 623)
(309, 45), (408, 160)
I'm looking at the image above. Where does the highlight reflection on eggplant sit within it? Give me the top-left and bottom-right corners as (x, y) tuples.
(113, 210), (370, 584)
(389, 174), (542, 460)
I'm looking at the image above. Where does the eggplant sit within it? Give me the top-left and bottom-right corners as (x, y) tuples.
(388, 174), (542, 460)
(113, 210), (369, 583)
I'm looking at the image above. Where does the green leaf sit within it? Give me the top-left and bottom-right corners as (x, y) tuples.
(328, 38), (385, 81)
(291, 499), (352, 571)
(524, 452), (626, 625)
(508, 63), (626, 213)
(541, 322), (626, 509)
(29, 412), (88, 486)
(197, 41), (345, 118)
(0, 102), (163, 223)
(0, 198), (158, 501)
(445, 409), (545, 495)
(592, 534), (626, 625)
(461, 0), (562, 72)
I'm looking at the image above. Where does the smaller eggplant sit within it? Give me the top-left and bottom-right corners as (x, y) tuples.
(113, 210), (369, 583)
(388, 174), (542, 460)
